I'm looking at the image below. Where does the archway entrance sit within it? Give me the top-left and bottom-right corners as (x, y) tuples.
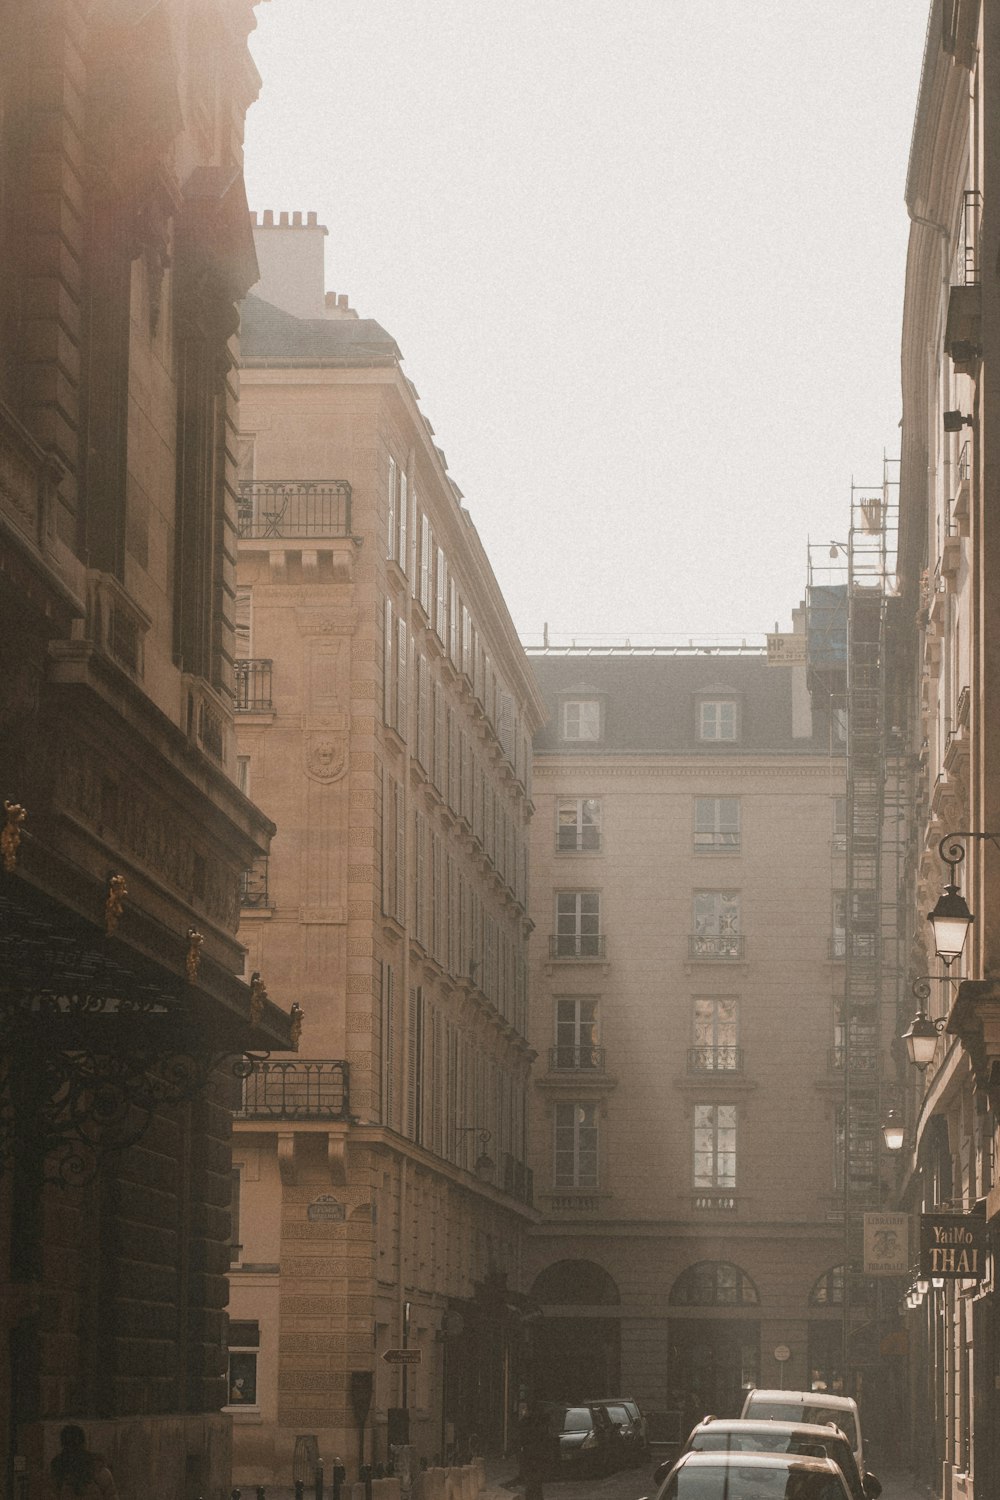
(668, 1261), (761, 1427)
(529, 1260), (621, 1400)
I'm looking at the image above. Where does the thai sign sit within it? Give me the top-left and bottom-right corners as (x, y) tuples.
(920, 1212), (988, 1280)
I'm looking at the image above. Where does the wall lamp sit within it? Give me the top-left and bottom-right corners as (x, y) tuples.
(455, 1126), (494, 1183)
(927, 832), (1000, 965)
(902, 976), (957, 1069)
(943, 411), (974, 432)
(881, 1110), (905, 1151)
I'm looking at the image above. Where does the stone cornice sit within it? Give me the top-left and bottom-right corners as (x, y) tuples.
(532, 761), (843, 781)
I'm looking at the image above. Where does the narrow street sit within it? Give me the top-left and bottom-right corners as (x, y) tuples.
(489, 1461), (934, 1500)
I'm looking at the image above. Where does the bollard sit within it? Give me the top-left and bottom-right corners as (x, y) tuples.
(332, 1458), (346, 1500)
(315, 1459), (325, 1500)
(231, 1490), (242, 1500)
(360, 1464), (373, 1500)
(296, 1485), (305, 1500)
(257, 1487), (266, 1500)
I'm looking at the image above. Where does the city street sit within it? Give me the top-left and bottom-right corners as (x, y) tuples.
(488, 1462), (935, 1500)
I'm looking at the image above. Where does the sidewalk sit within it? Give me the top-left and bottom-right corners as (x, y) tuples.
(876, 1475), (936, 1500)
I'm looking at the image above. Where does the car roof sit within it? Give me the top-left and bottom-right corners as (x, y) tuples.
(745, 1390), (857, 1411)
(678, 1453), (842, 1473)
(691, 1420), (849, 1442)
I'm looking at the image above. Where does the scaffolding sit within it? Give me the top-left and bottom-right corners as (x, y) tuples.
(806, 459), (902, 1389)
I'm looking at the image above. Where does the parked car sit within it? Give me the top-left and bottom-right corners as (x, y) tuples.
(545, 1401), (618, 1475)
(583, 1396), (649, 1464)
(739, 1390), (865, 1478)
(653, 1449), (853, 1500)
(665, 1417), (880, 1500)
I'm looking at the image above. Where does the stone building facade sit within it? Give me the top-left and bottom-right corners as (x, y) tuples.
(894, 3), (1000, 1493)
(0, 4), (296, 1500)
(229, 216), (544, 1483)
(523, 645), (854, 1429)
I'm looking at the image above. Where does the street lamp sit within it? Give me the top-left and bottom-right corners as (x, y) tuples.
(455, 1126), (495, 1183)
(927, 832), (1000, 966)
(901, 977), (954, 1070)
(881, 1110), (905, 1151)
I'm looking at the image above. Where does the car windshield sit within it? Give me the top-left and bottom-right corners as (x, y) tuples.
(562, 1408), (593, 1432)
(664, 1469), (844, 1500)
(744, 1406), (857, 1451)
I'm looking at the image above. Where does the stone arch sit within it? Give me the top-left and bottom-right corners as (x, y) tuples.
(531, 1258), (620, 1306)
(669, 1260), (760, 1307)
(528, 1259), (621, 1399)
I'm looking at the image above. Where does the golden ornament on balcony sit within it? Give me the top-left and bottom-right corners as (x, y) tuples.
(105, 873), (127, 936)
(1, 800), (27, 873)
(186, 928), (203, 983)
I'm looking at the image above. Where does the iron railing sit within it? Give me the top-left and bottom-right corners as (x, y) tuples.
(548, 1045), (606, 1072)
(240, 856), (270, 909)
(688, 933), (744, 960)
(237, 480), (352, 538)
(236, 1059), (350, 1120)
(693, 1192), (737, 1212)
(955, 189), (982, 286)
(548, 933), (606, 959)
(687, 1045), (743, 1073)
(234, 659), (273, 711)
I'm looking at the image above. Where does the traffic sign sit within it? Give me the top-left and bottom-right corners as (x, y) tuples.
(382, 1348), (422, 1365)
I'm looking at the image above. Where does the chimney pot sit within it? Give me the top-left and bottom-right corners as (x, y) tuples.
(279, 211), (289, 226)
(263, 209), (273, 226)
(338, 294), (348, 309)
(293, 211), (302, 226)
(307, 211), (318, 227)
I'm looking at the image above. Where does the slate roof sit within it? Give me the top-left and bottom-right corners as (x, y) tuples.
(240, 293), (402, 363)
(528, 652), (839, 755)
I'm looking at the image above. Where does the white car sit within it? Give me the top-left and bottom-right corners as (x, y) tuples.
(656, 1450), (853, 1500)
(739, 1390), (864, 1479)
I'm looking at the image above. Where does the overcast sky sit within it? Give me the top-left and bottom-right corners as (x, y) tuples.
(244, 2), (929, 646)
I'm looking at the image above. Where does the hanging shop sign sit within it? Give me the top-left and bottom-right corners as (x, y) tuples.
(920, 1212), (988, 1280)
(863, 1211), (909, 1275)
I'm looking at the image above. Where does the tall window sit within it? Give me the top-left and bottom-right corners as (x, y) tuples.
(230, 1168), (242, 1266)
(557, 797), (602, 852)
(227, 1321), (259, 1407)
(554, 997), (599, 1070)
(694, 1103), (736, 1188)
(694, 797), (740, 852)
(692, 997), (739, 1070)
(554, 891), (602, 957)
(386, 455), (408, 572)
(833, 795), (847, 851)
(832, 891), (846, 958)
(691, 890), (742, 959)
(561, 699), (601, 742)
(698, 699), (738, 741)
(554, 1101), (599, 1187)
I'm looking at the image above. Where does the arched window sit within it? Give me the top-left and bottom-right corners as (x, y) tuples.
(531, 1259), (620, 1306)
(669, 1261), (759, 1307)
(809, 1265), (844, 1306)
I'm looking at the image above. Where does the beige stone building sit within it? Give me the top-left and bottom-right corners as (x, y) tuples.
(523, 644), (857, 1428)
(228, 214), (545, 1483)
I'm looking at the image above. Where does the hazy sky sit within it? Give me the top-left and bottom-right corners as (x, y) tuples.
(244, 2), (929, 646)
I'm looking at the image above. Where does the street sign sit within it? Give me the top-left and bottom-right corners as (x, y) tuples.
(382, 1348), (422, 1365)
(773, 1345), (790, 1362)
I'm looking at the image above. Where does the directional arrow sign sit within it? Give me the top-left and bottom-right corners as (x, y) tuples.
(382, 1348), (422, 1365)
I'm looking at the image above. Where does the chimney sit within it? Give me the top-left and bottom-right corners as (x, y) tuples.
(250, 209), (329, 318)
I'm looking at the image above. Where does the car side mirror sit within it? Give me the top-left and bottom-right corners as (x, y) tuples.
(653, 1459), (671, 1486)
(863, 1474), (882, 1500)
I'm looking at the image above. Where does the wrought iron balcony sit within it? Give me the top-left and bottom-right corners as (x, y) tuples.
(236, 1059), (350, 1120)
(237, 480), (352, 538)
(688, 932), (744, 960)
(240, 856), (271, 909)
(548, 933), (606, 959)
(955, 189), (982, 286)
(687, 1045), (742, 1073)
(234, 659), (273, 711)
(548, 1045), (606, 1072)
(692, 1192), (737, 1212)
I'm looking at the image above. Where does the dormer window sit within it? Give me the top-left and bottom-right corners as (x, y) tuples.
(561, 698), (602, 742)
(698, 699), (738, 742)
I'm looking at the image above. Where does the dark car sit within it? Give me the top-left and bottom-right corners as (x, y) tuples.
(585, 1396), (649, 1462)
(662, 1418), (881, 1500)
(654, 1449), (853, 1500)
(546, 1401), (617, 1475)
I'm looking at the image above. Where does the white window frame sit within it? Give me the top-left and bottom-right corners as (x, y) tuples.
(554, 890), (602, 957)
(556, 797), (602, 852)
(698, 699), (738, 742)
(225, 1320), (260, 1411)
(561, 699), (602, 742)
(554, 1100), (599, 1187)
(693, 1102), (736, 1189)
(692, 996), (739, 1071)
(694, 797), (740, 853)
(554, 996), (600, 1070)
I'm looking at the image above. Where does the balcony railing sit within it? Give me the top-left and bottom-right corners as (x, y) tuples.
(236, 1059), (350, 1120)
(693, 1192), (737, 1212)
(687, 1045), (743, 1073)
(549, 934), (606, 959)
(828, 1045), (878, 1073)
(238, 480), (352, 538)
(954, 189), (983, 286)
(688, 933), (744, 961)
(234, 658), (273, 711)
(501, 1153), (534, 1206)
(548, 1045), (606, 1072)
(240, 856), (271, 909)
